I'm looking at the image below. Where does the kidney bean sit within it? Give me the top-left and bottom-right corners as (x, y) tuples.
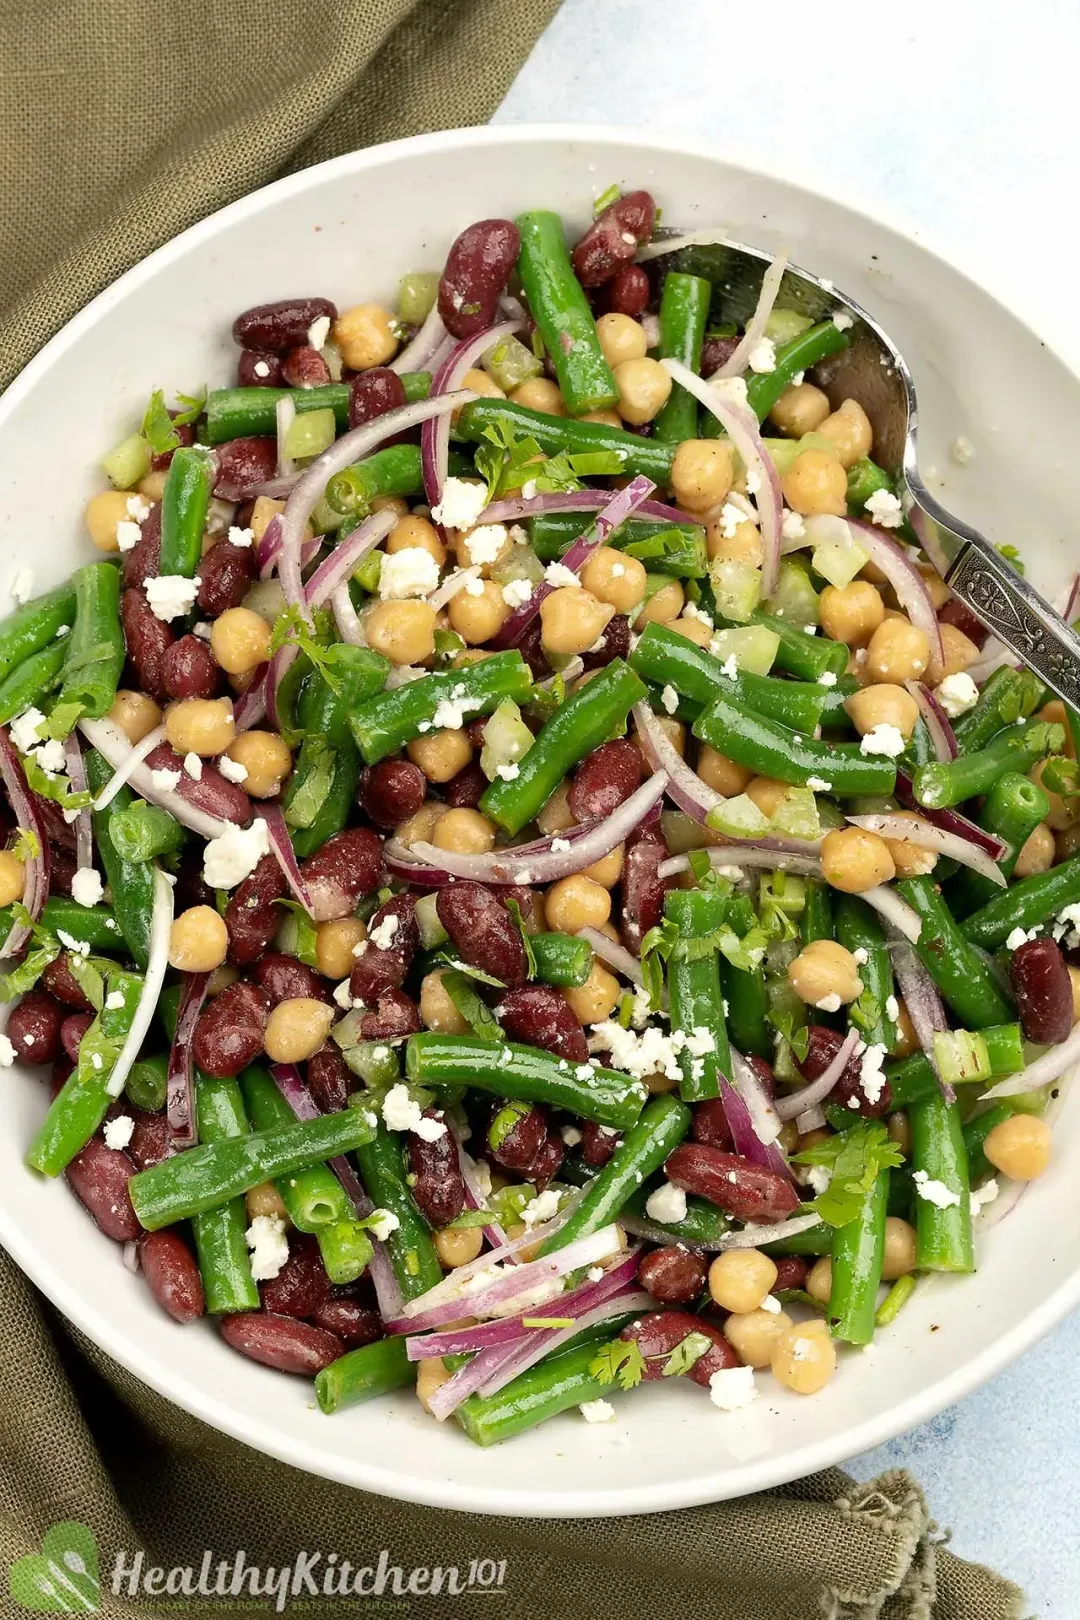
(581, 614), (631, 672)
(488, 1101), (548, 1172)
(51, 1056), (73, 1095)
(581, 1120), (620, 1167)
(192, 979), (270, 1077)
(619, 1309), (738, 1383)
(144, 743), (251, 827)
(164, 634), (221, 701)
(121, 586), (174, 704)
(436, 881), (527, 989)
(46, 844), (77, 900)
(149, 416), (196, 473)
(800, 1024), (891, 1118)
(226, 853), (286, 964)
(232, 298), (337, 354)
(260, 1232), (332, 1319)
(939, 597), (989, 650)
(691, 1097), (734, 1152)
(301, 828), (383, 922)
(529, 1132), (565, 1191)
(237, 349), (285, 388)
(701, 335), (739, 378)
(127, 1108), (173, 1171)
(443, 760), (488, 810)
(123, 502), (161, 589)
(310, 1296), (383, 1346)
(772, 1256), (809, 1293)
(569, 737), (643, 822)
(60, 1012), (93, 1063)
(139, 1228), (205, 1322)
(174, 848), (214, 914)
(516, 616), (551, 681)
(358, 987), (421, 1042)
(665, 1143), (800, 1223)
(65, 1136), (140, 1241)
(621, 822), (671, 953)
(609, 264), (650, 318)
(438, 219), (521, 340)
(407, 1109), (465, 1227)
(638, 1245), (707, 1305)
(496, 985), (588, 1063)
(213, 437), (278, 502)
(572, 191), (656, 287)
(41, 954), (95, 1010)
(348, 367), (407, 430)
(197, 535), (257, 617)
(357, 760), (426, 829)
(350, 894), (417, 1003)
(1010, 936), (1072, 1044)
(254, 950), (331, 1007)
(307, 1043), (354, 1113)
(220, 1310), (344, 1374)
(282, 345), (331, 389)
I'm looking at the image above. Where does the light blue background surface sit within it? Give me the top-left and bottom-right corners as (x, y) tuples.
(497, 4), (1080, 1612)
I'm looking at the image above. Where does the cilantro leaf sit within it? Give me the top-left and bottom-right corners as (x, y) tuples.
(22, 755), (93, 813)
(1041, 756), (1080, 799)
(589, 1339), (647, 1391)
(758, 871), (806, 942)
(430, 952), (506, 989)
(140, 389), (180, 457)
(504, 899), (537, 980)
(173, 387), (207, 427)
(794, 1120), (904, 1227)
(11, 827), (39, 864)
(592, 182), (620, 216)
(995, 542), (1025, 576)
(441, 969), (504, 1042)
(661, 1330), (714, 1378)
(268, 603), (340, 690)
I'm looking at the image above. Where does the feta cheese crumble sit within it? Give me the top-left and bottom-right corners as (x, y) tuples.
(227, 525), (254, 548)
(544, 562), (581, 590)
(10, 708), (46, 753)
(431, 478), (487, 532)
(708, 1366), (758, 1411)
(381, 1082), (445, 1140)
(246, 1214), (289, 1281)
(660, 685), (679, 715)
(1005, 926), (1034, 951)
(859, 1043), (888, 1106)
(935, 672), (979, 718)
(747, 337), (777, 374)
(378, 547), (440, 600)
(832, 310), (854, 331)
(202, 819), (270, 889)
(780, 508), (806, 542)
(430, 683), (482, 732)
(863, 488), (903, 529)
(183, 752), (203, 781)
(970, 1178), (1000, 1217)
(814, 992), (843, 1013)
(368, 912), (400, 952)
(644, 1182), (687, 1225)
(501, 577), (534, 608)
(495, 763), (519, 780)
(859, 722), (906, 758)
(367, 1208), (400, 1242)
(218, 755), (248, 784)
(103, 1114), (135, 1151)
(912, 1169), (962, 1209)
(150, 768), (181, 792)
(462, 524), (509, 567)
(806, 776), (832, 793)
(70, 868), (104, 909)
(145, 574), (202, 621)
(579, 1399), (616, 1424)
(115, 520), (142, 552)
(104, 991), (125, 1011)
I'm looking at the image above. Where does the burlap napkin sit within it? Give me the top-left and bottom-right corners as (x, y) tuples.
(0, 3), (1028, 1614)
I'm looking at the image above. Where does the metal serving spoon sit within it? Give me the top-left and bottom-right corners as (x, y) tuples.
(645, 235), (1080, 708)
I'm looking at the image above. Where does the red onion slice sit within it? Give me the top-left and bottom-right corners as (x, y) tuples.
(105, 866), (174, 1101)
(660, 358), (782, 598)
(390, 302), (448, 376)
(905, 680), (957, 762)
(257, 804), (314, 916)
(846, 518), (944, 684)
(715, 1212), (824, 1250)
(847, 812), (1006, 889)
(233, 665), (269, 733)
(889, 940), (954, 1100)
(457, 1140), (513, 1258)
(275, 395), (297, 482)
(90, 723), (167, 810)
(576, 926), (644, 987)
(330, 583), (363, 646)
(427, 566), (481, 610)
(715, 254), (789, 379)
(79, 718), (235, 841)
(893, 769), (1007, 861)
(729, 1048), (784, 1149)
(421, 321), (522, 513)
(166, 970), (209, 1144)
(303, 508), (397, 609)
(861, 883), (923, 943)
(659, 847), (824, 881)
(62, 730), (93, 876)
(476, 491), (690, 528)
(0, 726), (49, 959)
(255, 516), (320, 580)
(775, 1028), (861, 1120)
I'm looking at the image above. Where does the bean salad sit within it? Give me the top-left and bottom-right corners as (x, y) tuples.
(5, 188), (1078, 1442)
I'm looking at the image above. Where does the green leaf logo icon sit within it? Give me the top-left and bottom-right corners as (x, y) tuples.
(9, 1522), (100, 1612)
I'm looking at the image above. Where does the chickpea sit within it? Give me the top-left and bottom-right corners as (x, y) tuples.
(0, 850), (25, 907)
(420, 969), (470, 1034)
(407, 728), (471, 784)
(136, 469), (168, 502)
(582, 843), (624, 889)
(315, 917), (367, 981)
(536, 779), (576, 837)
(595, 312), (648, 369)
(667, 615), (713, 649)
(883, 810), (939, 878)
(865, 618), (930, 684)
(447, 580), (509, 646)
(881, 1217), (917, 1280)
(770, 1318), (837, 1395)
(706, 519), (763, 568)
(697, 745), (753, 798)
(816, 398), (873, 468)
(578, 408), (624, 429)
(778, 1119), (801, 1155)
(168, 905), (229, 973)
(612, 358), (672, 426)
(893, 1000), (918, 1058)
(564, 959), (621, 1024)
(210, 607), (271, 676)
(461, 366), (505, 401)
(434, 1224), (484, 1269)
(819, 581), (885, 648)
(579, 546), (647, 614)
(165, 696), (235, 758)
(939, 622), (979, 678)
(724, 1306), (793, 1368)
(223, 730), (292, 798)
(432, 807), (496, 855)
(332, 303), (398, 371)
(539, 587), (613, 657)
(250, 496), (283, 545)
(788, 938), (864, 1007)
(1068, 966), (1080, 1025)
(983, 1113), (1052, 1181)
(85, 489), (134, 552)
(806, 1256), (832, 1304)
(746, 776), (791, 819)
(263, 997), (336, 1064)
(887, 1111), (913, 1155)
(546, 874), (611, 934)
(708, 1248), (778, 1314)
(821, 826), (896, 893)
(109, 689), (163, 745)
(670, 440), (735, 513)
(396, 801), (445, 849)
(769, 381), (831, 438)
(387, 512), (445, 567)
(845, 683), (919, 740)
(246, 1181), (288, 1223)
(645, 1069), (680, 1094)
(510, 377), (566, 415)
(781, 448), (847, 516)
(1029, 760), (1076, 833)
(365, 599), (437, 664)
(416, 1356), (453, 1414)
(1010, 822), (1054, 885)
(635, 579), (684, 628)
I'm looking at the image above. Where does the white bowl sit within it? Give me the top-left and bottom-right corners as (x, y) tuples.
(2, 124), (1079, 1518)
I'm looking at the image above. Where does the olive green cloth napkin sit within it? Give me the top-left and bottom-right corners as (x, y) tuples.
(0, 2), (1028, 1615)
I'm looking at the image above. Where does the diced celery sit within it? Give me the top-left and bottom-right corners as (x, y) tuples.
(816, 798), (847, 831)
(101, 432), (152, 489)
(769, 787), (821, 841)
(414, 892), (447, 950)
(707, 793), (771, 838)
(479, 699), (534, 781)
(310, 493), (346, 533)
(355, 551), (382, 593)
(765, 558), (819, 627)
(759, 870), (807, 923)
(709, 559), (762, 623)
(660, 810), (722, 855)
(283, 406), (336, 461)
(763, 309), (815, 344)
(709, 624), (779, 675)
(242, 578), (287, 624)
(398, 271), (439, 327)
(765, 437), (802, 474)
(798, 431), (843, 462)
(490, 543), (544, 589)
(806, 515), (869, 588)
(933, 1029), (991, 1086)
(482, 334), (543, 392)
(434, 628), (465, 666)
(339, 1039), (402, 1085)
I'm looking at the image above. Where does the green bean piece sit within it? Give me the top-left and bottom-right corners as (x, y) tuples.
(664, 888), (730, 1102)
(693, 691), (896, 796)
(25, 970), (143, 1175)
(530, 514), (707, 579)
(456, 399), (677, 484)
(323, 444), (426, 518)
(908, 1090), (973, 1272)
(315, 1334), (415, 1414)
(406, 1033), (647, 1131)
(630, 622), (828, 732)
(540, 1095), (691, 1257)
(845, 458), (894, 514)
(457, 1338), (628, 1447)
(816, 676), (861, 728)
(828, 1168), (888, 1344)
(109, 799), (188, 862)
(480, 659), (647, 835)
(654, 272), (711, 443)
(699, 322), (851, 434)
(875, 1272), (917, 1329)
(896, 876), (1012, 1028)
(315, 1218), (375, 1286)
(623, 1181), (731, 1244)
(945, 772), (1050, 918)
(284, 646), (388, 857)
(913, 721), (1062, 810)
(203, 376), (431, 443)
(354, 1122), (442, 1302)
(761, 1221), (834, 1257)
(192, 1074), (259, 1315)
(960, 853), (1080, 950)
(515, 211), (618, 414)
(0, 641), (67, 723)
(85, 749), (156, 968)
(59, 563), (125, 720)
(159, 446), (213, 578)
(952, 667), (1033, 752)
(0, 894), (122, 954)
(349, 650), (530, 767)
(803, 881), (834, 946)
(835, 895), (898, 1050)
(130, 1100), (377, 1231)
(239, 1066), (359, 1234)
(744, 611), (849, 681)
(0, 584), (77, 687)
(529, 932), (592, 988)
(125, 1052), (168, 1112)
(718, 893), (771, 1059)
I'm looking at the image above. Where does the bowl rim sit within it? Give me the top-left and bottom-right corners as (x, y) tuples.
(3, 120), (1079, 1517)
